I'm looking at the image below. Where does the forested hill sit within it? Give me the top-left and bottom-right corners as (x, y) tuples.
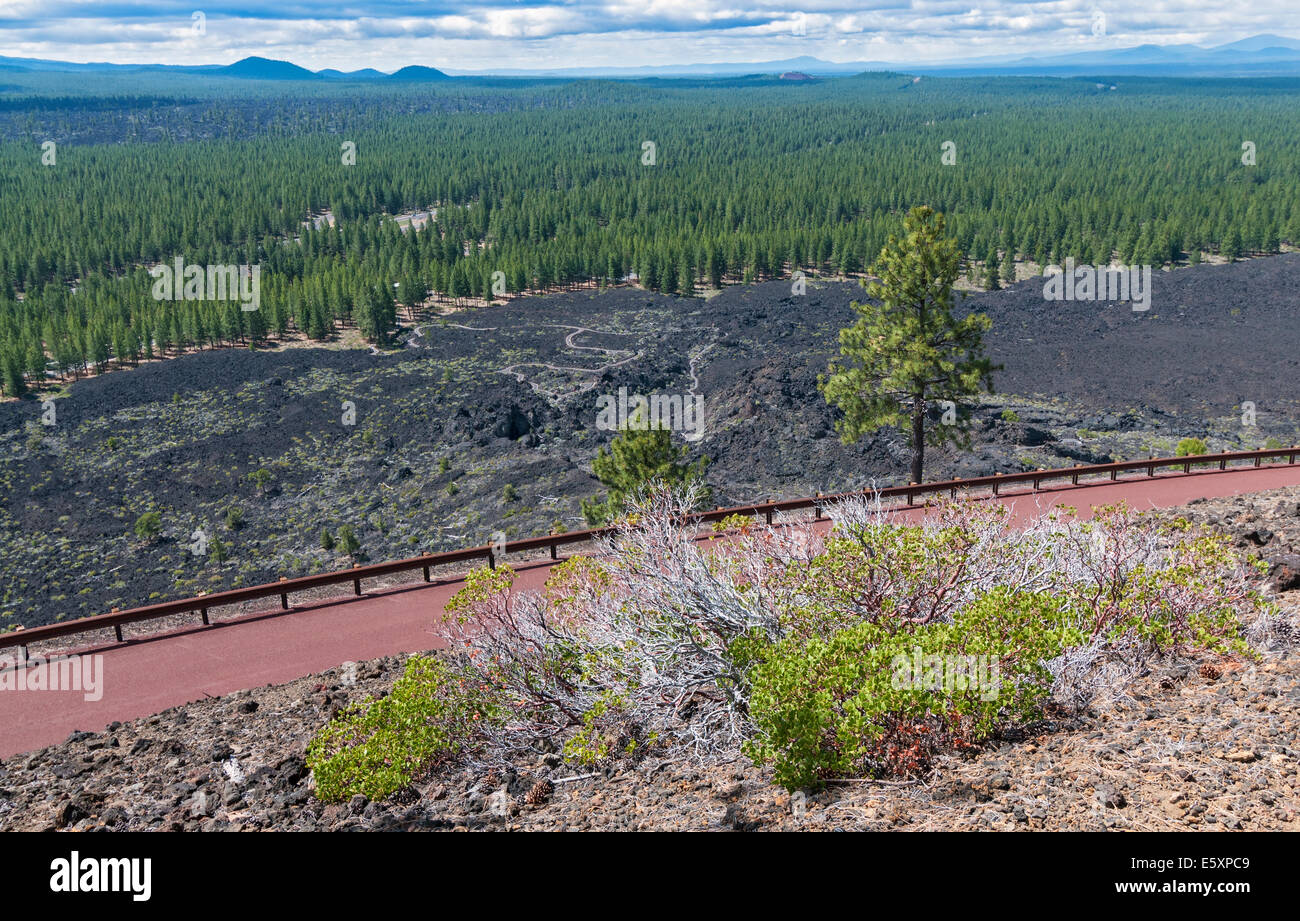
(2, 73), (1299, 396)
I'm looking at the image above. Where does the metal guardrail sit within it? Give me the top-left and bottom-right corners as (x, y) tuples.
(3, 447), (1297, 663)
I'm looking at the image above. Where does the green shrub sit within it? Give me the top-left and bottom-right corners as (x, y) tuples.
(563, 690), (628, 767)
(999, 409), (1021, 423)
(744, 505), (1260, 790)
(711, 512), (756, 534)
(1103, 528), (1257, 657)
(307, 655), (502, 802)
(133, 511), (161, 541)
(320, 529), (336, 551)
(224, 506), (244, 530)
(745, 589), (1081, 791)
(246, 468), (273, 495)
(1175, 437), (1208, 457)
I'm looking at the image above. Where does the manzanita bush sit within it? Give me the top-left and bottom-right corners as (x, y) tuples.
(306, 654), (502, 802)
(309, 484), (1282, 799)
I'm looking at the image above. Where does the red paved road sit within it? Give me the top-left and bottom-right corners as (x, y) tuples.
(3, 463), (1298, 759)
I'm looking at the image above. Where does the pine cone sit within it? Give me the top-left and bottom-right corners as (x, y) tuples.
(524, 778), (553, 807)
(1199, 662), (1222, 681)
(480, 769), (501, 789)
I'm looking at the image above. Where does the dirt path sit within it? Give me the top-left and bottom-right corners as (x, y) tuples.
(425, 318), (715, 401)
(491, 324), (639, 400)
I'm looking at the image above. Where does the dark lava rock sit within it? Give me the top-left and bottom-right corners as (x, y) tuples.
(1010, 424), (1056, 447)
(1268, 554), (1300, 591)
(1097, 786), (1128, 809)
(273, 755), (309, 789)
(493, 404), (534, 440)
(1050, 442), (1114, 465)
(209, 742), (234, 762)
(55, 799), (92, 828)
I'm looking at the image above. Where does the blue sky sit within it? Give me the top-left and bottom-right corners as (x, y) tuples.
(1, 2), (1297, 72)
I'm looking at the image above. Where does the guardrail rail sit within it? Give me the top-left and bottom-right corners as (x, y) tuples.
(3, 447), (1296, 664)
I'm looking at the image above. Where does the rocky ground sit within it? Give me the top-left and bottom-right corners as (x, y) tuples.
(2, 255), (1299, 628)
(1157, 487), (1300, 597)
(2, 487), (1298, 832)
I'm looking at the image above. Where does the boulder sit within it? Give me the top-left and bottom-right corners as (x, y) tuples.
(1266, 554), (1300, 592)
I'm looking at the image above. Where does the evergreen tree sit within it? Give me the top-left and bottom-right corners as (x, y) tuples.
(581, 410), (710, 526)
(820, 206), (997, 485)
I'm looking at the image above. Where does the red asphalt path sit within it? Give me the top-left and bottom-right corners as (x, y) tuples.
(3, 463), (1299, 759)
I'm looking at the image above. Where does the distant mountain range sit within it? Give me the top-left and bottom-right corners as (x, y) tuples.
(0, 55), (450, 82)
(4, 34), (1300, 81)
(478, 34), (1300, 78)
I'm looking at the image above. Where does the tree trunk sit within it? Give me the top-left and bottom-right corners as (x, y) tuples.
(910, 393), (926, 484)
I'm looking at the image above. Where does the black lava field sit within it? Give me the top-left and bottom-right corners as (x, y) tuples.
(1, 253), (1297, 627)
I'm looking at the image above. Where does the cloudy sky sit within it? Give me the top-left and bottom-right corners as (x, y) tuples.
(1, 1), (1298, 72)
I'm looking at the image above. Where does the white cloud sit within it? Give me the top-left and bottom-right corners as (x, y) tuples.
(0, 1), (1297, 70)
